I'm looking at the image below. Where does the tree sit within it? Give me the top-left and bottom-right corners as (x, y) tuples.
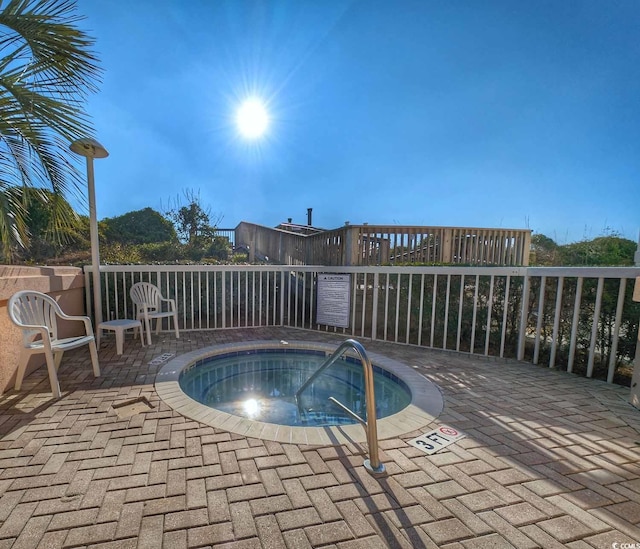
(0, 0), (100, 262)
(164, 189), (229, 260)
(560, 235), (636, 266)
(530, 233), (636, 267)
(174, 200), (214, 245)
(165, 190), (219, 244)
(101, 208), (177, 245)
(530, 233), (560, 266)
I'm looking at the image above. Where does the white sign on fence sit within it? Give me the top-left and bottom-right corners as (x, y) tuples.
(408, 425), (466, 455)
(316, 274), (351, 328)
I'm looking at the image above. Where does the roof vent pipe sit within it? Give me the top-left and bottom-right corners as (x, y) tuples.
(307, 208), (312, 226)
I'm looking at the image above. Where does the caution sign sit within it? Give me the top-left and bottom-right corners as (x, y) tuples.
(316, 274), (351, 328)
(408, 425), (465, 455)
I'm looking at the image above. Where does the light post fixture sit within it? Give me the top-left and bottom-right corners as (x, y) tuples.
(69, 138), (109, 330)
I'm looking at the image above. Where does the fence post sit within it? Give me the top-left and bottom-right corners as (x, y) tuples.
(344, 226), (360, 266)
(442, 228), (452, 264)
(517, 274), (531, 361)
(522, 230), (532, 266)
(279, 271), (285, 326)
(371, 272), (379, 340)
(630, 277), (640, 409)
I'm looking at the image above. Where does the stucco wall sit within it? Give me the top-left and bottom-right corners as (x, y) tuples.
(0, 266), (86, 395)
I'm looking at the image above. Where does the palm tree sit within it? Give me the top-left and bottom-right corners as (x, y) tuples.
(0, 0), (100, 262)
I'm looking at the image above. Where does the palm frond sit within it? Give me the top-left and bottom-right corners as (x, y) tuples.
(0, 0), (101, 260)
(0, 183), (27, 260)
(0, 0), (101, 95)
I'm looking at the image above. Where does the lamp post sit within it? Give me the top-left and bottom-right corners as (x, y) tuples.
(69, 138), (109, 331)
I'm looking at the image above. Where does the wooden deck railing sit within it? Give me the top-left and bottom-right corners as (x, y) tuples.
(215, 228), (236, 247)
(235, 222), (531, 266)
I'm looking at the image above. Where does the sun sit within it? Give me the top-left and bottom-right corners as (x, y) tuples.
(236, 98), (269, 139)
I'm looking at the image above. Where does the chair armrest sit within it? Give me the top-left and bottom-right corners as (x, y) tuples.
(55, 312), (95, 337)
(15, 324), (52, 346)
(17, 323), (49, 336)
(159, 297), (177, 310)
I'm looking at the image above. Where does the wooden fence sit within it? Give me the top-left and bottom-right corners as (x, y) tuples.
(235, 222), (531, 266)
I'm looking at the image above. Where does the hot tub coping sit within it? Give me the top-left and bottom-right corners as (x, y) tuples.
(155, 339), (444, 445)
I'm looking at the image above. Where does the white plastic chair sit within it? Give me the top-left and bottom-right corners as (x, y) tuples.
(130, 282), (180, 345)
(7, 290), (100, 398)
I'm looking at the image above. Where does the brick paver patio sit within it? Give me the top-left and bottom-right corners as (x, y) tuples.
(0, 327), (638, 548)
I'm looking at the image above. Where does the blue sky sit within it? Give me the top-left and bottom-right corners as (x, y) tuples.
(75, 0), (640, 244)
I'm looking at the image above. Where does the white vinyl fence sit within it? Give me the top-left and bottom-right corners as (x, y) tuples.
(86, 264), (640, 385)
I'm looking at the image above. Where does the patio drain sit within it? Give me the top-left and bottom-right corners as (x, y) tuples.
(112, 396), (154, 419)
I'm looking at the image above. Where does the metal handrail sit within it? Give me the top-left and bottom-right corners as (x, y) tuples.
(295, 339), (385, 476)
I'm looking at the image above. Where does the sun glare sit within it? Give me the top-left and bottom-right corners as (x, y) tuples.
(242, 398), (260, 418)
(236, 98), (269, 139)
